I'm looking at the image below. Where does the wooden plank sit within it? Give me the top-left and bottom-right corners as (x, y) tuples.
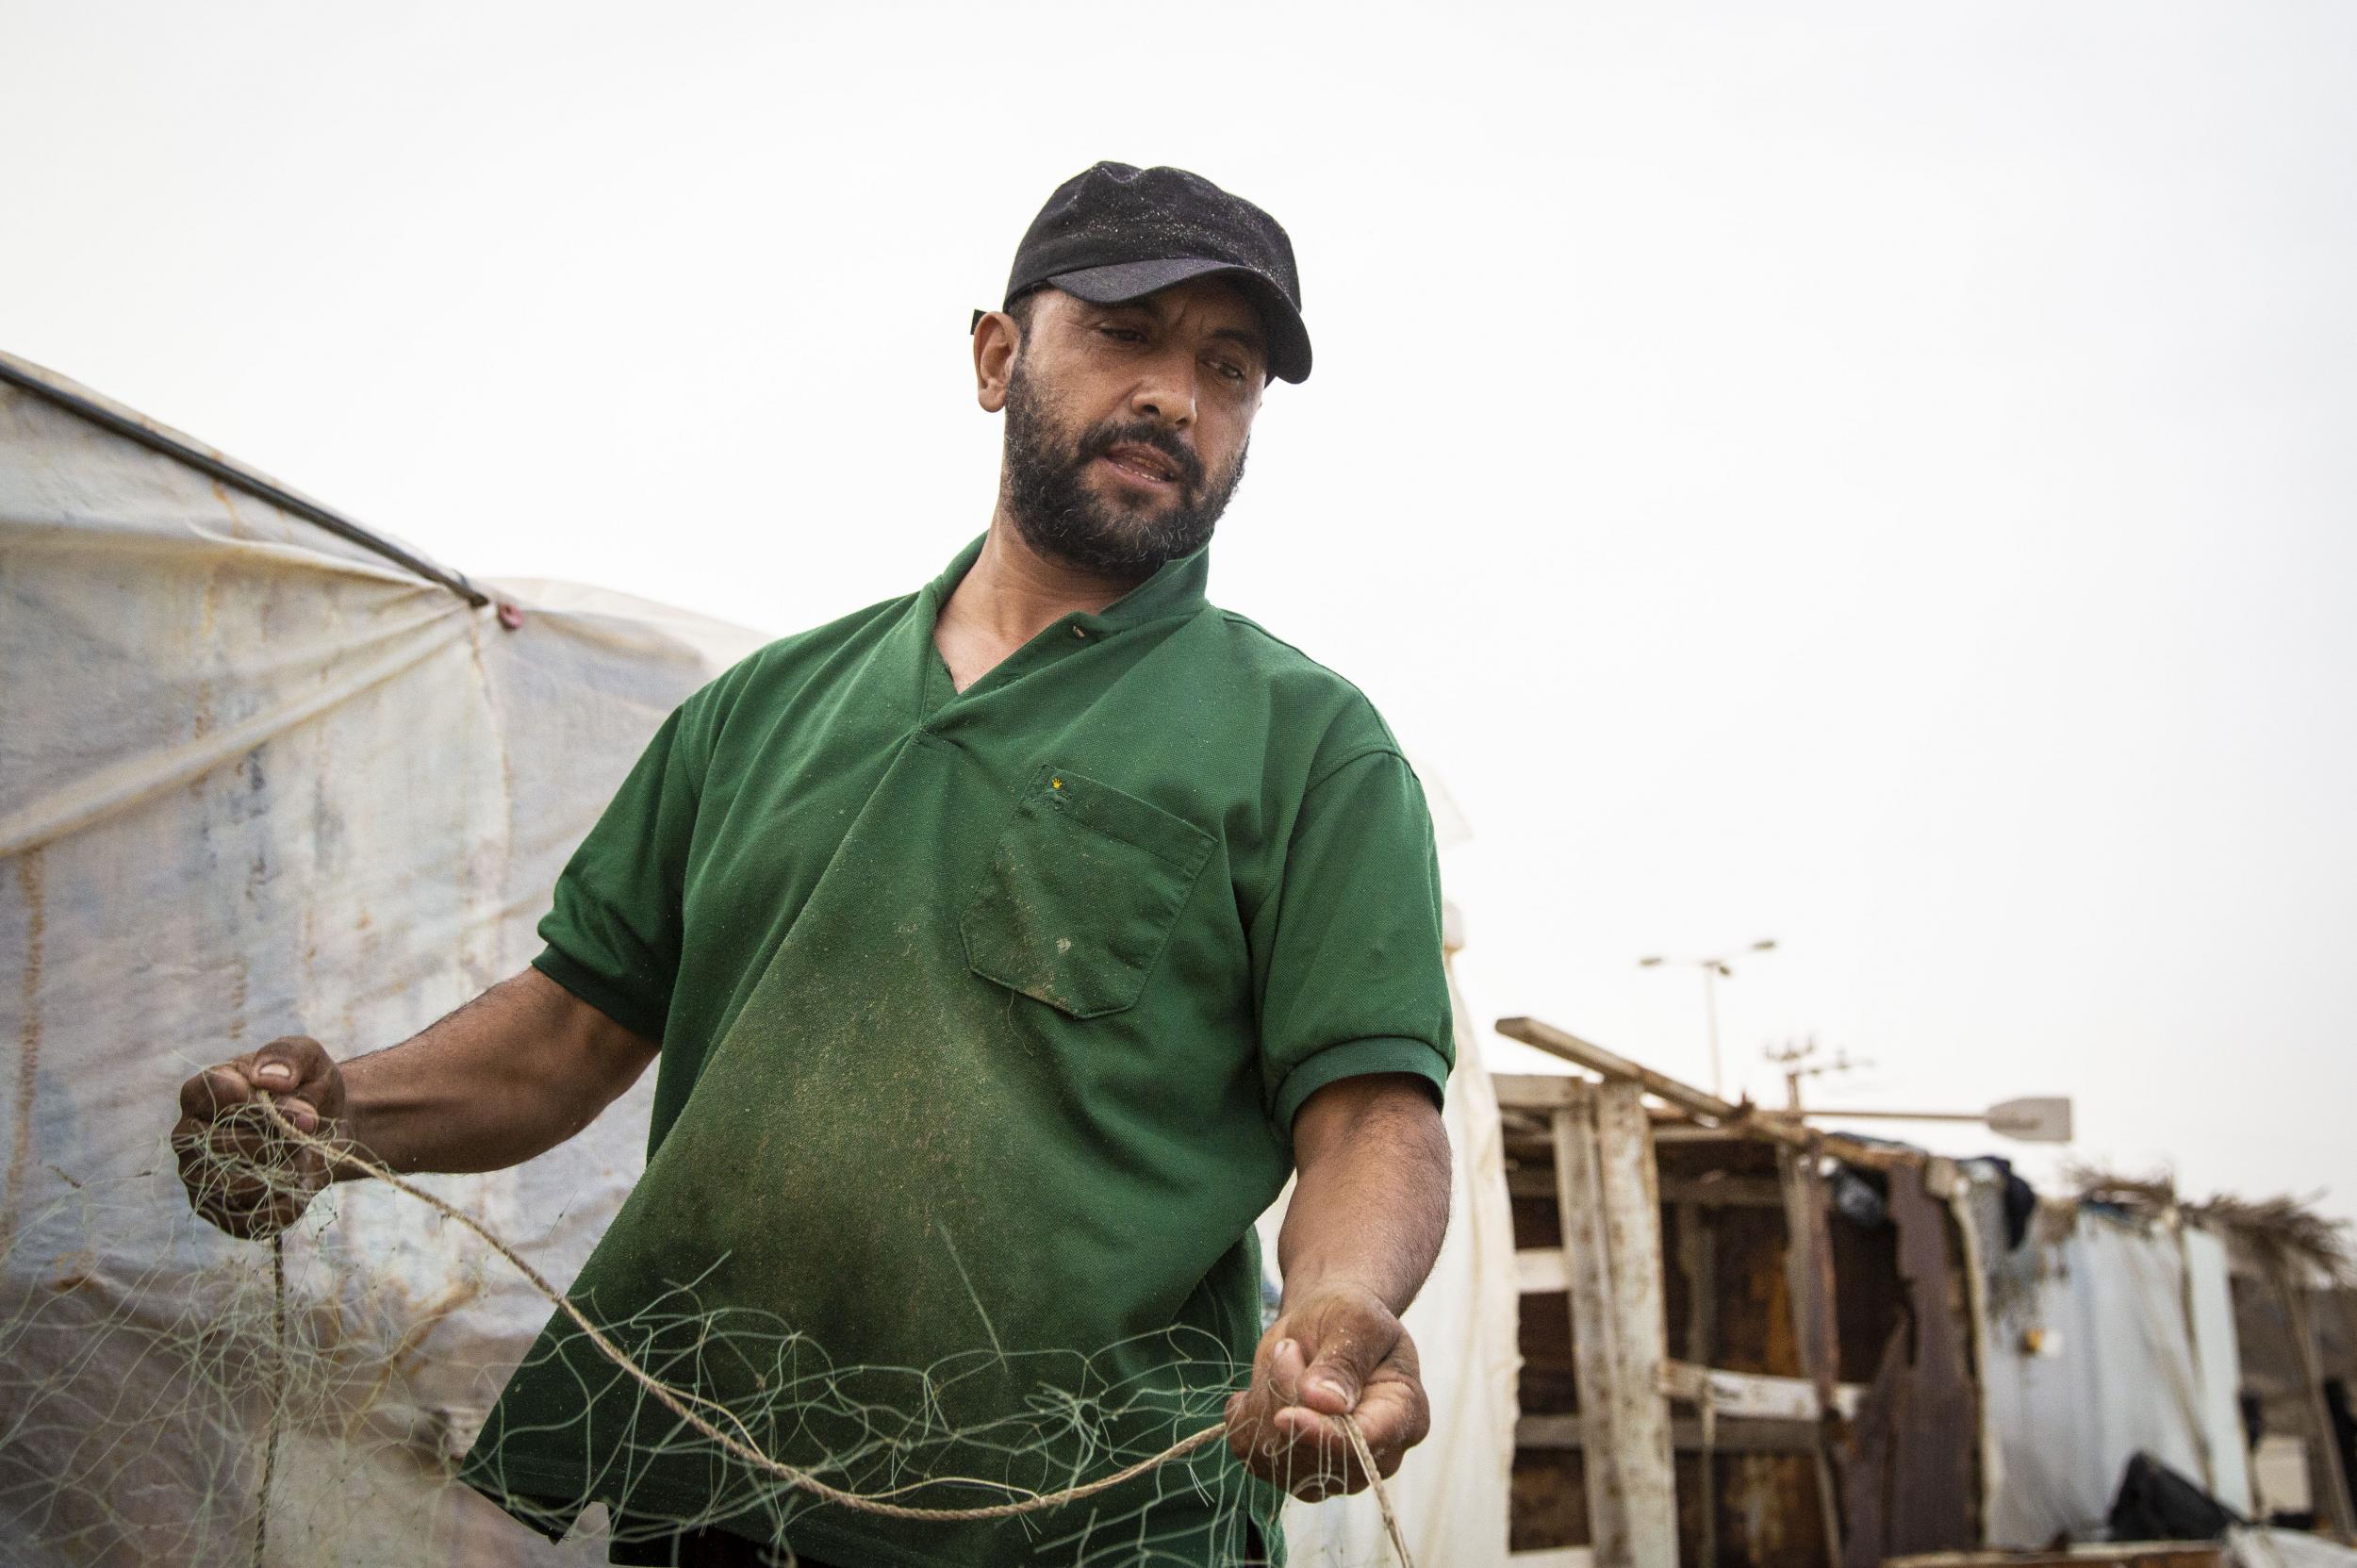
(1661, 1360), (1866, 1421)
(1657, 1357), (1708, 1402)
(1497, 1015), (1924, 1172)
(1843, 1320), (1907, 1565)
(1842, 1161), (1981, 1567)
(1944, 1179), (2000, 1544)
(1495, 1071), (1586, 1111)
(1518, 1412), (1821, 1455)
(1501, 1016), (1742, 1125)
(1888, 1163), (1980, 1552)
(1592, 1079), (1678, 1568)
(1517, 1247), (1572, 1294)
(1512, 1167), (1796, 1207)
(1777, 1147), (1841, 1413)
(1678, 1200), (1720, 1568)
(2271, 1259), (2357, 1535)
(1779, 1141), (1847, 1566)
(1508, 1549), (1597, 1568)
(1678, 1207), (1718, 1369)
(1663, 1175), (1788, 1208)
(1555, 1085), (1638, 1565)
(1515, 1411), (1592, 1449)
(1652, 1124), (1746, 1144)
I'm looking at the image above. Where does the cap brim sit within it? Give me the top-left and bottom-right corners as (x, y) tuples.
(1045, 257), (1311, 385)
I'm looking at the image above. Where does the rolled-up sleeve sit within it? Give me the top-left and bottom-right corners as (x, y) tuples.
(1251, 748), (1455, 1138)
(531, 689), (717, 1044)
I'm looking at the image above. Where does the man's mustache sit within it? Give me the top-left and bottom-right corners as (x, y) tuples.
(1075, 421), (1206, 492)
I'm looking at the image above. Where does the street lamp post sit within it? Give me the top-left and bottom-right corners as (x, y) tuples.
(1639, 938), (1777, 1098)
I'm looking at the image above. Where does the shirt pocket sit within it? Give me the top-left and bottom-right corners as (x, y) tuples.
(961, 764), (1216, 1020)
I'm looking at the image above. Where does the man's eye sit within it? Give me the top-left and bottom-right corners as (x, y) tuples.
(1099, 326), (1146, 343)
(1211, 359), (1246, 383)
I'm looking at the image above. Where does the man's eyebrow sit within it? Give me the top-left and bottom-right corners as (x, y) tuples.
(1105, 298), (1264, 356)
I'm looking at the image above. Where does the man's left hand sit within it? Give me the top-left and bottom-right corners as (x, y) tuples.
(1224, 1281), (1430, 1498)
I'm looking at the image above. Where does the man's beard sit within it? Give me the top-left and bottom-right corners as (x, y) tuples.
(999, 359), (1248, 582)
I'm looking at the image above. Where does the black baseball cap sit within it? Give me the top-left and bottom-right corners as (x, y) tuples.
(987, 161), (1311, 385)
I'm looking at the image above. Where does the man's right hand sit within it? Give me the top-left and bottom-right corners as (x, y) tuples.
(173, 1035), (349, 1240)
(164, 968), (658, 1240)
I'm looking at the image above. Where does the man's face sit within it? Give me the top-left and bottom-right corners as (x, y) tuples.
(997, 277), (1266, 581)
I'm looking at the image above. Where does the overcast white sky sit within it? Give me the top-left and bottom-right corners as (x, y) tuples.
(8, 2), (2354, 1215)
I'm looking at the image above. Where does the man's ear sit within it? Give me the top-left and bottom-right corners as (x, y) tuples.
(973, 309), (1020, 413)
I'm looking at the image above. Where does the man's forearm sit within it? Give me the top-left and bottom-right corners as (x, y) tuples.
(1277, 1074), (1452, 1313)
(335, 966), (657, 1178)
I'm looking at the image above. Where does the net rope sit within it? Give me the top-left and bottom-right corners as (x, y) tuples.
(0, 1094), (1395, 1556)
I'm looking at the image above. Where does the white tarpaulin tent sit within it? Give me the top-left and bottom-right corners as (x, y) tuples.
(1969, 1190), (2253, 1546)
(0, 351), (765, 1564)
(0, 353), (1517, 1565)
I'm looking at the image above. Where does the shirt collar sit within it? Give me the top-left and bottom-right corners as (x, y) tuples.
(924, 532), (1211, 633)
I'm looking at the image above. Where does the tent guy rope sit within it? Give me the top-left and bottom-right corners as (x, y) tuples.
(242, 1095), (1414, 1560)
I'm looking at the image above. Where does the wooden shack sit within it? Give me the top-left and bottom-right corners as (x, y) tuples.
(1492, 1016), (2357, 1568)
(1498, 1019), (1990, 1568)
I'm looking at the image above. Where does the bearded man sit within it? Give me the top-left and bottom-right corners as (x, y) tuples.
(173, 162), (1455, 1568)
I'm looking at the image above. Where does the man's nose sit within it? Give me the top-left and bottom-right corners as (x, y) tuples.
(1129, 350), (1198, 428)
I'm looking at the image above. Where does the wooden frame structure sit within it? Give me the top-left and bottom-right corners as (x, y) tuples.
(1497, 1014), (2357, 1565)
(1502, 1071), (1678, 1566)
(1499, 1017), (1980, 1568)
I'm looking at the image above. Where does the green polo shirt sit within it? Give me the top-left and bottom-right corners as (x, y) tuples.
(458, 536), (1453, 1568)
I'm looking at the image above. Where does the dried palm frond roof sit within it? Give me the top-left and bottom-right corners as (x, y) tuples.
(2061, 1162), (2350, 1281)
(2066, 1163), (2181, 1213)
(2200, 1194), (2351, 1280)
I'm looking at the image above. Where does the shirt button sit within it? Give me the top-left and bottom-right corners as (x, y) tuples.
(1072, 623), (1087, 637)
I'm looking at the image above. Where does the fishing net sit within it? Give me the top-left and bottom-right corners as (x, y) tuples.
(0, 1106), (1412, 1567)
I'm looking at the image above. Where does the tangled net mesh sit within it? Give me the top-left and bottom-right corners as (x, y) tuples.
(0, 1106), (1406, 1567)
